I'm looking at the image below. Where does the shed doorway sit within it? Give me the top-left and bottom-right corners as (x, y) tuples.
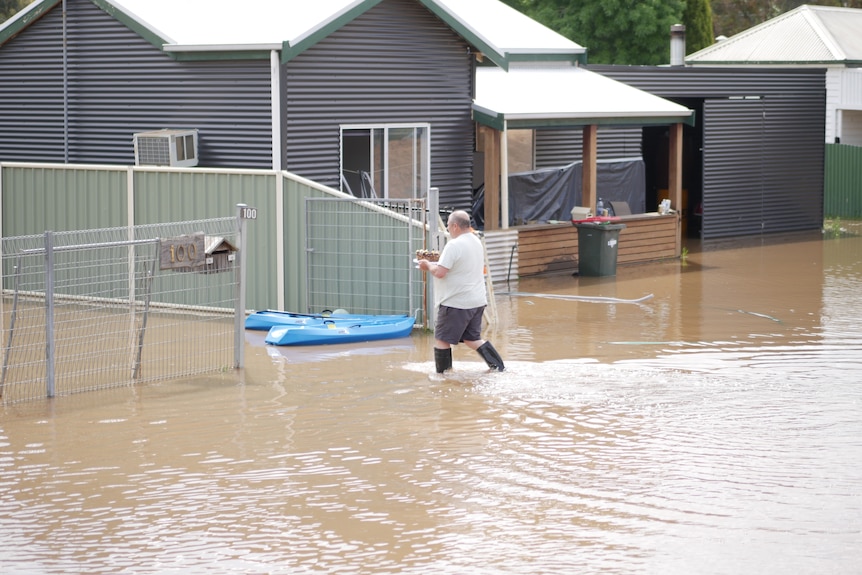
(642, 98), (704, 238)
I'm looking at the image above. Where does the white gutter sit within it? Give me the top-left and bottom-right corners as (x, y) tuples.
(472, 107), (693, 122)
(497, 111), (694, 121)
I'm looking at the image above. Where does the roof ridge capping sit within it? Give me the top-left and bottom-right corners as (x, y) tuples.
(801, 5), (845, 61)
(685, 4), (807, 61)
(3, 0), (587, 67)
(420, 0), (586, 69)
(686, 3), (862, 65)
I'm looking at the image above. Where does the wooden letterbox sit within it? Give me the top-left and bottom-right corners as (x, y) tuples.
(201, 236), (237, 274)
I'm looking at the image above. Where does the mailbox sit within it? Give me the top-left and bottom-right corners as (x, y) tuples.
(201, 236), (237, 274)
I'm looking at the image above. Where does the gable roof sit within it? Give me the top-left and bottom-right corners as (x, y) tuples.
(686, 4), (862, 66)
(0, 0), (586, 69)
(1, 0), (691, 129)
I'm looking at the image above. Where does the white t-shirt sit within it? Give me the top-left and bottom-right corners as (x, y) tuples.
(435, 231), (487, 309)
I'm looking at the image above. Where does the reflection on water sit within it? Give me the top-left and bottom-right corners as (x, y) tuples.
(2, 231), (861, 574)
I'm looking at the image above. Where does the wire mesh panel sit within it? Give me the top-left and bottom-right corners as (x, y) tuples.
(305, 198), (427, 319)
(0, 217), (239, 404)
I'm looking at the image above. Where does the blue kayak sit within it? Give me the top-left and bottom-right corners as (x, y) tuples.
(265, 316), (416, 346)
(245, 309), (408, 331)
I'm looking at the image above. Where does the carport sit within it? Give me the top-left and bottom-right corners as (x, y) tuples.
(473, 65), (694, 232)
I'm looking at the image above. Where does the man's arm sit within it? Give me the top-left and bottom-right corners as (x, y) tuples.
(418, 260), (450, 278)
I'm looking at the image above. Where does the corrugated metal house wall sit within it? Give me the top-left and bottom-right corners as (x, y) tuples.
(0, 0), (273, 168)
(0, 4), (66, 163)
(282, 0), (475, 210)
(588, 65), (826, 239)
(535, 127), (643, 168)
(759, 93), (824, 234)
(698, 98), (765, 237)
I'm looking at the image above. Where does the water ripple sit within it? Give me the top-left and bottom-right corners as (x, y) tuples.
(3, 237), (862, 574)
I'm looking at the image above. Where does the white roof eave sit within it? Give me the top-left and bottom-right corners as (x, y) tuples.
(429, 0), (584, 66)
(474, 66), (693, 128)
(498, 111), (692, 121)
(103, 0), (585, 65)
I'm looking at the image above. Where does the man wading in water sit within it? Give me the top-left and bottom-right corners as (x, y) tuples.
(417, 210), (505, 374)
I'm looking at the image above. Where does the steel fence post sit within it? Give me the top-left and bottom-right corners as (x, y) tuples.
(45, 231), (55, 398)
(235, 204), (248, 369)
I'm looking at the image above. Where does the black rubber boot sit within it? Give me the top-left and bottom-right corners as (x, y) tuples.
(476, 341), (505, 372)
(434, 347), (452, 374)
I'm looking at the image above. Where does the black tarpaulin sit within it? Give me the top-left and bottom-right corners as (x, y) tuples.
(473, 158), (646, 228)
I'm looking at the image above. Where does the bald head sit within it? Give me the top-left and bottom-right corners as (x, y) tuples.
(447, 210), (471, 232)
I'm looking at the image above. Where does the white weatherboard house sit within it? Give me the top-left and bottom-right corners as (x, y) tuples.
(686, 4), (862, 146)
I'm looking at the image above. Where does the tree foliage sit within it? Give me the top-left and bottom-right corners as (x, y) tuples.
(503, 0), (862, 64)
(503, 0), (686, 65)
(683, 0), (714, 53)
(708, 0), (862, 38)
(1, 0), (33, 22)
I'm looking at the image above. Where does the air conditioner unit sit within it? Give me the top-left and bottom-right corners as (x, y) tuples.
(133, 129), (199, 167)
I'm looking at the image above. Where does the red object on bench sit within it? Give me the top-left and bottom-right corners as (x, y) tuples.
(571, 216), (622, 225)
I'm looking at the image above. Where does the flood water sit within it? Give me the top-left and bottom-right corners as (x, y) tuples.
(2, 227), (861, 574)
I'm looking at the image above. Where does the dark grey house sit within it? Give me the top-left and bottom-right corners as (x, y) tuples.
(0, 0), (826, 244)
(0, 0), (586, 210)
(0, 0), (272, 167)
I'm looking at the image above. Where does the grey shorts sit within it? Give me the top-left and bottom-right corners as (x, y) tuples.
(434, 305), (485, 344)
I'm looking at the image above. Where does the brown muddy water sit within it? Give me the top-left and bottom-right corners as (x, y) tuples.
(2, 227), (861, 575)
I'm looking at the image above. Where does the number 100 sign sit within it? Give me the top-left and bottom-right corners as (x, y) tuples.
(160, 233), (206, 270)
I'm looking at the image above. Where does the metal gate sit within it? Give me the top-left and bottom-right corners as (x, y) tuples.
(305, 198), (428, 321)
(0, 215), (244, 404)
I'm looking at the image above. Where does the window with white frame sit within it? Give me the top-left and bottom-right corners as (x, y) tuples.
(340, 124), (430, 199)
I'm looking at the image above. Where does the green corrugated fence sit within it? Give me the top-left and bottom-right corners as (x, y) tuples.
(0, 163), (430, 318)
(825, 143), (862, 219)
